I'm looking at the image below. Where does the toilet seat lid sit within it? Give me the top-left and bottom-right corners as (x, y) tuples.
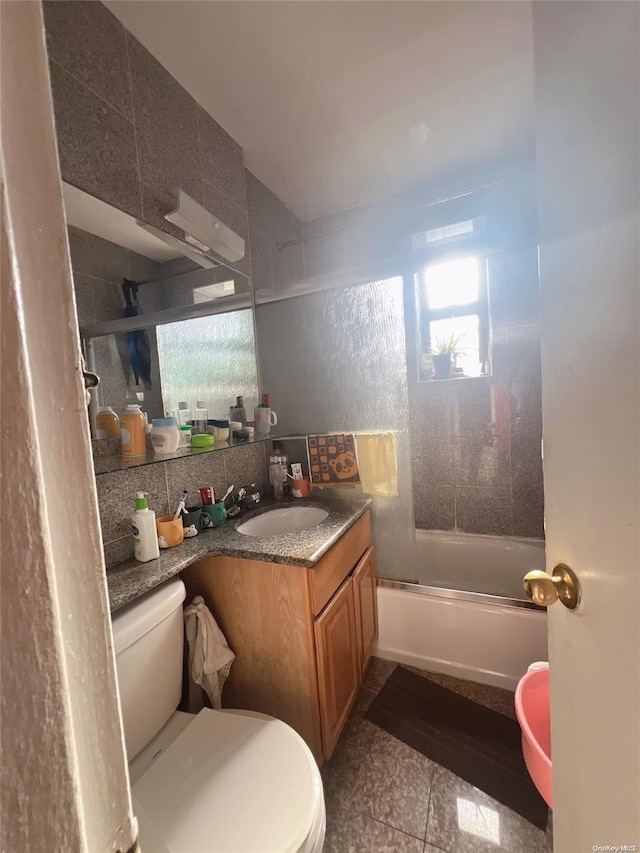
(131, 708), (323, 853)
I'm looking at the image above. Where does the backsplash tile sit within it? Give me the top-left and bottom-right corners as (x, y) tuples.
(96, 446), (268, 569)
(223, 443), (269, 496)
(165, 453), (227, 509)
(104, 535), (134, 570)
(96, 463), (170, 543)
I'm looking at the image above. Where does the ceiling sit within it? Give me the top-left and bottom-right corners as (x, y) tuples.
(105, 1), (535, 222)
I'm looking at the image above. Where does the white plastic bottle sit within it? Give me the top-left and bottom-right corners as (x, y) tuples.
(194, 400), (208, 434)
(131, 492), (160, 563)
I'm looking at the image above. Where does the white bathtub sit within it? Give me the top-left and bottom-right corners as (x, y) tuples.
(375, 530), (548, 690)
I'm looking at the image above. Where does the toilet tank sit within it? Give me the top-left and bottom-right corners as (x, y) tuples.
(111, 578), (186, 761)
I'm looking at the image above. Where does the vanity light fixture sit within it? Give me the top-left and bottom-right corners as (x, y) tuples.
(165, 189), (245, 263)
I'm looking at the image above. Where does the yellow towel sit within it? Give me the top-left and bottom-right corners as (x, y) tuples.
(356, 432), (398, 497)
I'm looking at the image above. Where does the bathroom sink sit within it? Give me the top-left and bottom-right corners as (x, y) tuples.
(237, 507), (329, 537)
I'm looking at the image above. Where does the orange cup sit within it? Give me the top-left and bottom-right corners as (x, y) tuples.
(156, 515), (184, 548)
(291, 477), (313, 498)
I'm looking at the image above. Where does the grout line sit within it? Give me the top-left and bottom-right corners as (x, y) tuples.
(360, 813), (429, 845)
(195, 99), (208, 209)
(123, 34), (144, 220)
(423, 760), (435, 848)
(202, 176), (250, 221)
(49, 58), (135, 126)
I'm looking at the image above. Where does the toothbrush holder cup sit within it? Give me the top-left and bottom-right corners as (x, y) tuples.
(156, 515), (184, 548)
(292, 477), (313, 499)
(254, 407), (278, 435)
(181, 507), (203, 537)
(202, 501), (227, 528)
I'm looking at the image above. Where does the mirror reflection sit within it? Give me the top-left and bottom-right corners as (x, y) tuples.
(63, 182), (262, 463)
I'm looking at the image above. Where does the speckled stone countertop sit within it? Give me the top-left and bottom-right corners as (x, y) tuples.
(107, 494), (371, 612)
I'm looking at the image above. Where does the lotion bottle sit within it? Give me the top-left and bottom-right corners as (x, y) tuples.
(95, 406), (121, 439)
(131, 492), (160, 563)
(121, 404), (147, 456)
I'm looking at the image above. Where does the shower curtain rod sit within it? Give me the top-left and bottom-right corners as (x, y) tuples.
(275, 179), (506, 251)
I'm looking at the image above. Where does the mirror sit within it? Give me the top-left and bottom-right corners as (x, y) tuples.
(64, 183), (268, 470)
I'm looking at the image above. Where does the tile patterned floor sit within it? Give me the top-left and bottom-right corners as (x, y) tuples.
(320, 659), (553, 853)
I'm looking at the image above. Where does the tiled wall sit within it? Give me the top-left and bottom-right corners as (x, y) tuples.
(98, 443), (269, 568)
(296, 163), (544, 538)
(44, 0), (305, 294)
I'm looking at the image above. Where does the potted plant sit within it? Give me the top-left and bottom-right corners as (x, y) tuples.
(429, 333), (463, 379)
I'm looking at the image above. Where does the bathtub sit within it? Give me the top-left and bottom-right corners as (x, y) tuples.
(374, 530), (548, 690)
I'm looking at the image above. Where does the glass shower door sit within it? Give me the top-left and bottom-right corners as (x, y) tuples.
(256, 277), (417, 582)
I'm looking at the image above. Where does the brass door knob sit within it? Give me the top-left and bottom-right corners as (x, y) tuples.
(523, 564), (581, 609)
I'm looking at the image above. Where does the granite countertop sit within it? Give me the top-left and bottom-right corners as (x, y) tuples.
(107, 493), (372, 613)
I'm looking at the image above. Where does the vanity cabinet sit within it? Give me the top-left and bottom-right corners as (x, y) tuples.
(180, 510), (376, 763)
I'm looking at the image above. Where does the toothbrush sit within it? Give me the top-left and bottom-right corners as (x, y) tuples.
(173, 490), (188, 520)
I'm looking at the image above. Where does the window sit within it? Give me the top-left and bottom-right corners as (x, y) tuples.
(417, 255), (489, 380)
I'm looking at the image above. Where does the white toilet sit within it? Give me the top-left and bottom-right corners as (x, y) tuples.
(112, 577), (326, 852)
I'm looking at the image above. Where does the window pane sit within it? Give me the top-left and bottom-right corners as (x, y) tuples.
(424, 257), (479, 310)
(430, 315), (482, 377)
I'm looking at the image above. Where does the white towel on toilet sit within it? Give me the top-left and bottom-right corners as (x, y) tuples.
(184, 596), (235, 710)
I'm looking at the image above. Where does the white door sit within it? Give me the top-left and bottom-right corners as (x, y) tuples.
(533, 3), (639, 851)
(1, 2), (137, 849)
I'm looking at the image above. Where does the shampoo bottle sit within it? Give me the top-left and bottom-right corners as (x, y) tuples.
(132, 492), (160, 563)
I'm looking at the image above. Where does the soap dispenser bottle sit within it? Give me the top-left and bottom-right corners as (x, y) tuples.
(131, 492), (160, 563)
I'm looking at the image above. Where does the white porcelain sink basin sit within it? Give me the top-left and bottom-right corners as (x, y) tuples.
(237, 506), (329, 537)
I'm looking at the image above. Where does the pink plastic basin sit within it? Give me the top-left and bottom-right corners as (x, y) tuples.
(515, 666), (552, 808)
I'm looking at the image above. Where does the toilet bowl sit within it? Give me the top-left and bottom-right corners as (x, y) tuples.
(515, 662), (552, 809)
(112, 579), (325, 852)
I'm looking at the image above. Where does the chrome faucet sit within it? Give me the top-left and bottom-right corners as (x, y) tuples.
(225, 484), (261, 517)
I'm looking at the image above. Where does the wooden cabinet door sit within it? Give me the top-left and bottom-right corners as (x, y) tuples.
(353, 547), (378, 676)
(314, 577), (360, 759)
